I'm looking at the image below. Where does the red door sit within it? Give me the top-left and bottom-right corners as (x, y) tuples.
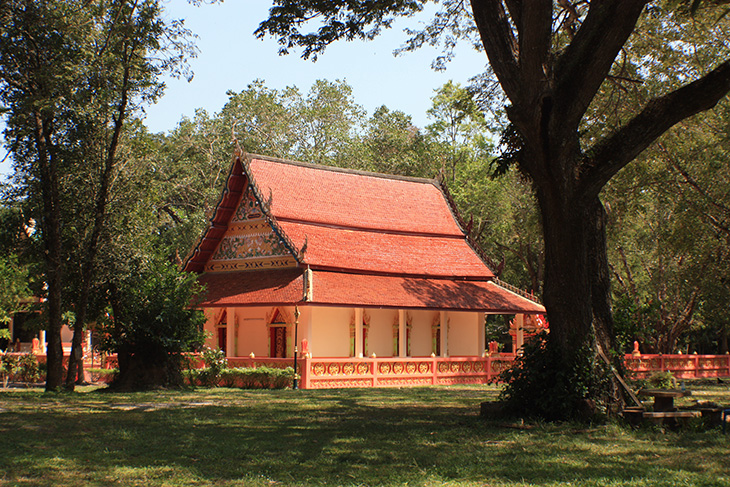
(269, 326), (287, 358)
(217, 327), (226, 354)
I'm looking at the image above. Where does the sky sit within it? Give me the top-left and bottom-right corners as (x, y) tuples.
(1, 1), (487, 178)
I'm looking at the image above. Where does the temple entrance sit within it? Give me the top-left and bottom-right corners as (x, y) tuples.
(270, 326), (287, 358)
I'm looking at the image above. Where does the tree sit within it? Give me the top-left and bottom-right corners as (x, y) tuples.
(98, 258), (206, 390)
(0, 255), (30, 328)
(361, 105), (434, 177)
(0, 0), (196, 390)
(426, 81), (489, 182)
(257, 1), (730, 417)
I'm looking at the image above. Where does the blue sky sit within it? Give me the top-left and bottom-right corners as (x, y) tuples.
(1, 1), (487, 178)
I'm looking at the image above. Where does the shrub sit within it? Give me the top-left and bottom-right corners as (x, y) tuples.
(198, 347), (227, 386)
(498, 332), (611, 421)
(0, 353), (19, 387)
(16, 353), (40, 383)
(98, 259), (206, 390)
(647, 371), (676, 390)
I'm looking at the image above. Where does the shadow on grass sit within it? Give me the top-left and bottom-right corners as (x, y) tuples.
(0, 386), (728, 486)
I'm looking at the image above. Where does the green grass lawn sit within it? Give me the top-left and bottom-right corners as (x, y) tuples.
(0, 382), (728, 487)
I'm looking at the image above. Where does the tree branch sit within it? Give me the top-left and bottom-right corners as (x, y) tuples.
(579, 59), (730, 200)
(469, 0), (520, 102)
(554, 0), (648, 130)
(518, 1), (551, 97)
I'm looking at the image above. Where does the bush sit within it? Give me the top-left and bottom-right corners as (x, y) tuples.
(198, 347), (227, 386)
(0, 353), (19, 387)
(224, 367), (295, 389)
(98, 259), (207, 390)
(498, 332), (611, 421)
(16, 353), (40, 383)
(189, 366), (295, 389)
(647, 371), (676, 390)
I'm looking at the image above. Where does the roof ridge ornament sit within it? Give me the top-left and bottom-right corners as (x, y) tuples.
(232, 122), (244, 158)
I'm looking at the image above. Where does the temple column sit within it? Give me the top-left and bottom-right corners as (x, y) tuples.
(226, 307), (235, 358)
(398, 310), (406, 357)
(440, 311), (448, 357)
(40, 330), (46, 354)
(355, 308), (364, 358)
(514, 314), (525, 354)
(301, 306), (313, 357)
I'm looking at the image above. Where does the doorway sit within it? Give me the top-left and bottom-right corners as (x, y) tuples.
(269, 326), (287, 358)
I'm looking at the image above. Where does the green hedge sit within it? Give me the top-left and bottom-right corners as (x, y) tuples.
(185, 366), (295, 389)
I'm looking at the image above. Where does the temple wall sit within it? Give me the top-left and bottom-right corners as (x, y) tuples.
(201, 305), (486, 359)
(410, 310), (436, 356)
(448, 311), (480, 356)
(367, 309), (398, 357)
(203, 308), (217, 349)
(310, 307), (351, 357)
(235, 307), (269, 357)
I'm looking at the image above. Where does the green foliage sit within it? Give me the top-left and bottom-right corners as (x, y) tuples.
(98, 258), (206, 388)
(0, 254), (31, 325)
(197, 346), (228, 386)
(0, 353), (19, 388)
(16, 353), (40, 383)
(646, 371), (677, 390)
(188, 366), (295, 389)
(255, 1), (426, 60)
(498, 333), (612, 421)
(0, 353), (40, 385)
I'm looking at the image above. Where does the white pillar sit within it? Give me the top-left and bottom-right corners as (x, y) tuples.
(515, 314), (525, 354)
(40, 330), (46, 354)
(477, 312), (486, 356)
(226, 307), (235, 358)
(355, 308), (364, 358)
(398, 310), (406, 357)
(302, 306), (313, 357)
(440, 311), (448, 357)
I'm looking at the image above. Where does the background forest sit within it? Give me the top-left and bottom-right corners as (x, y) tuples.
(1, 1), (729, 391)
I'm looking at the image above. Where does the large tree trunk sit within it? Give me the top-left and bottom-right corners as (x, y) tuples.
(33, 110), (64, 391)
(66, 52), (131, 390)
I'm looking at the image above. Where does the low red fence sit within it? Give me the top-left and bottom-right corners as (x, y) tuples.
(4, 351), (729, 388)
(224, 356), (514, 389)
(624, 354), (730, 380)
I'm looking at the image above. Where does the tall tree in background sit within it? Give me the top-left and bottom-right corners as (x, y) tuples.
(426, 81), (488, 183)
(257, 1), (730, 417)
(0, 0), (196, 390)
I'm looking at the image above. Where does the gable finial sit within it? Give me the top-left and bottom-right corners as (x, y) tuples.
(231, 121), (244, 158)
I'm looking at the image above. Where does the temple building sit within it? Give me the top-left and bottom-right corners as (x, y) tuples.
(183, 152), (544, 388)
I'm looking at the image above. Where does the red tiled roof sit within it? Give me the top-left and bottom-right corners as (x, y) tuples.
(249, 157), (464, 236)
(193, 268), (544, 313)
(245, 155), (493, 278)
(278, 221), (492, 278)
(310, 271), (544, 311)
(195, 268), (304, 307)
(185, 154), (545, 312)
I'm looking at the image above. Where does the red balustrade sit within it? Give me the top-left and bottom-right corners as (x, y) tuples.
(5, 351), (729, 388)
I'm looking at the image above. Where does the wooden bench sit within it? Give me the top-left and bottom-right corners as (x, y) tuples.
(643, 410), (701, 427)
(642, 411), (701, 419)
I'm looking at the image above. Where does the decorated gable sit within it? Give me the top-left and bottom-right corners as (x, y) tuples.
(205, 185), (297, 272)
